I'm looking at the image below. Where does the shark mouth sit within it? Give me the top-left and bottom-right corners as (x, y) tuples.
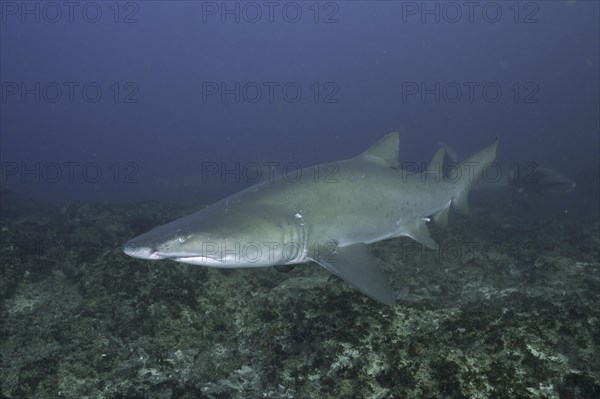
(123, 242), (166, 260)
(171, 256), (226, 266)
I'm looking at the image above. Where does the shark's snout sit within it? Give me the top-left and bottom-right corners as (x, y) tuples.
(123, 241), (165, 260)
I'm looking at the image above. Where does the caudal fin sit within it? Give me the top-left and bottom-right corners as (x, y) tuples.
(451, 138), (499, 215)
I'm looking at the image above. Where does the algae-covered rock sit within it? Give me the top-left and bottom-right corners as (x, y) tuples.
(1, 200), (598, 398)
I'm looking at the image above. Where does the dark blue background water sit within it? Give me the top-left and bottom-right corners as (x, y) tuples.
(1, 1), (598, 211)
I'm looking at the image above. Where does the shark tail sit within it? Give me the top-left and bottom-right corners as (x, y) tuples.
(451, 138), (499, 215)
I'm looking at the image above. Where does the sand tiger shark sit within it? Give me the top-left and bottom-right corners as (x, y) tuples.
(124, 133), (498, 305)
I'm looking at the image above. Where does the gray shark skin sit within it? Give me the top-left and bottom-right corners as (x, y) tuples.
(509, 165), (576, 195)
(473, 164), (576, 200)
(124, 133), (498, 305)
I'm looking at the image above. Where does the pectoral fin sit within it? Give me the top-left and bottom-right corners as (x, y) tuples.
(312, 243), (396, 305)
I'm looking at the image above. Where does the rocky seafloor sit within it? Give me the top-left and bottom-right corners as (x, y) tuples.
(1, 196), (598, 399)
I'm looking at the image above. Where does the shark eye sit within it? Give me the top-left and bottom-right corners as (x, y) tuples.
(177, 235), (190, 243)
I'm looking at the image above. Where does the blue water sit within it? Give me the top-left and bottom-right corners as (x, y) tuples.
(1, 1), (598, 209)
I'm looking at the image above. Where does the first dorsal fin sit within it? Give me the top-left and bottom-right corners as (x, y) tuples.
(356, 132), (400, 168)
